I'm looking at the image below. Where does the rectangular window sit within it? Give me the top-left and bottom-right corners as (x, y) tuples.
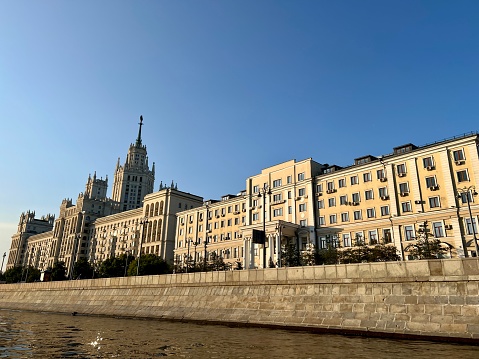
(317, 200), (324, 209)
(338, 178), (346, 188)
(397, 164), (407, 175)
(287, 175), (292, 184)
(379, 187), (388, 198)
(273, 208), (283, 217)
(273, 179), (282, 188)
(365, 190), (373, 200)
(340, 195), (348, 205)
(457, 170), (469, 182)
(288, 206), (292, 214)
(328, 198), (336, 207)
(298, 188), (306, 196)
(354, 210), (362, 220)
(316, 184), (323, 193)
(425, 176), (437, 188)
(432, 222), (444, 237)
(300, 220), (307, 227)
(327, 181), (334, 190)
(298, 172), (305, 181)
(252, 213), (259, 221)
(352, 193), (360, 203)
(377, 169), (385, 180)
(252, 199), (258, 207)
(343, 233), (351, 247)
(318, 216), (325, 225)
(453, 149), (465, 161)
(350, 175), (359, 185)
(329, 214), (337, 224)
(273, 193), (282, 202)
(399, 182), (409, 194)
(402, 202), (412, 212)
(341, 212), (349, 222)
(369, 230), (378, 244)
(380, 205), (390, 216)
(253, 185), (259, 193)
(429, 196), (440, 208)
(465, 218), (478, 235)
(227, 219), (232, 226)
(288, 191), (292, 199)
(383, 229), (392, 243)
(423, 156), (434, 168)
(460, 191), (474, 204)
(299, 204), (307, 212)
(363, 172), (372, 182)
(367, 208), (375, 218)
(405, 225), (415, 240)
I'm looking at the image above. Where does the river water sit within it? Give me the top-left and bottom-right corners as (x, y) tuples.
(0, 309), (477, 358)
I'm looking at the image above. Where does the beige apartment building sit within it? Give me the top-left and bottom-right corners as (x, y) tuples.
(175, 133), (479, 269)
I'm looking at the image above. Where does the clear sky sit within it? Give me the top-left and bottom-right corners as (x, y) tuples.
(1, 1), (478, 265)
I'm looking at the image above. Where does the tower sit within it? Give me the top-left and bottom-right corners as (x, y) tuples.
(112, 116), (155, 211)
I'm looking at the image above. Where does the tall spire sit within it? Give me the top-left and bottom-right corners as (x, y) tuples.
(136, 115), (143, 147)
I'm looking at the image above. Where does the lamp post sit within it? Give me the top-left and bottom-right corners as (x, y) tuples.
(137, 217), (149, 276)
(257, 184), (271, 268)
(1, 252), (6, 274)
(186, 237), (191, 273)
(192, 240), (199, 268)
(203, 206), (209, 271)
(457, 186), (479, 256)
(24, 247), (34, 282)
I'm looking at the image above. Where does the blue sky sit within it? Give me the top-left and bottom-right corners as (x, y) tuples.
(1, 1), (478, 262)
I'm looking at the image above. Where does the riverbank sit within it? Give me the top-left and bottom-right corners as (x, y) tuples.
(1, 258), (478, 343)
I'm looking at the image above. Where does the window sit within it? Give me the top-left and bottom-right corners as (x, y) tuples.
(377, 169), (385, 180)
(369, 230), (378, 244)
(379, 187), (388, 198)
(298, 188), (306, 196)
(459, 191), (474, 204)
(227, 219), (232, 226)
(299, 204), (307, 212)
(380, 205), (390, 216)
(453, 149), (465, 161)
(423, 156), (434, 168)
(401, 202), (412, 212)
(340, 195), (348, 205)
(432, 222), (444, 237)
(405, 225), (415, 240)
(397, 164), (406, 175)
(327, 181), (334, 190)
(329, 214), (337, 224)
(298, 172), (305, 181)
(343, 233), (351, 247)
(288, 206), (292, 214)
(273, 193), (282, 202)
(465, 218), (478, 235)
(352, 193), (360, 203)
(365, 190), (374, 200)
(328, 198), (336, 207)
(457, 170), (469, 182)
(338, 178), (346, 188)
(363, 172), (372, 182)
(350, 175), (359, 185)
(273, 208), (283, 217)
(429, 196), (440, 208)
(383, 229), (392, 243)
(425, 176), (437, 188)
(300, 220), (307, 227)
(316, 184), (323, 193)
(341, 212), (349, 222)
(318, 216), (325, 225)
(367, 208), (375, 218)
(288, 191), (292, 199)
(252, 213), (259, 221)
(252, 199), (258, 207)
(399, 182), (409, 194)
(287, 176), (292, 184)
(354, 210), (362, 220)
(273, 179), (282, 188)
(317, 200), (324, 209)
(253, 185), (259, 193)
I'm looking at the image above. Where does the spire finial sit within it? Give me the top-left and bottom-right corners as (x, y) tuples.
(136, 115), (143, 147)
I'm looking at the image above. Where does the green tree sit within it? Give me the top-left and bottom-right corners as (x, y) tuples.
(50, 261), (67, 281)
(405, 221), (448, 260)
(3, 266), (23, 283)
(73, 257), (94, 279)
(281, 242), (301, 267)
(127, 254), (170, 276)
(24, 266), (41, 282)
(97, 255), (127, 278)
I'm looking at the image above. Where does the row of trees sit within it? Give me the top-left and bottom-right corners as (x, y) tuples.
(0, 253), (171, 284)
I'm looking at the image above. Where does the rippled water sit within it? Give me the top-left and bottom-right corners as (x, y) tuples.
(0, 309), (477, 358)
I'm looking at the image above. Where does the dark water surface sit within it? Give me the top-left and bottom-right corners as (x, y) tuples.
(0, 309), (477, 358)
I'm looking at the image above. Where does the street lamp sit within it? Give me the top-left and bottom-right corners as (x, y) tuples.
(137, 217), (149, 276)
(1, 252), (6, 274)
(457, 186), (479, 256)
(257, 184), (271, 268)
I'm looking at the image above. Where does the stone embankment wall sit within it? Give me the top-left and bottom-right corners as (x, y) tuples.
(1, 258), (479, 342)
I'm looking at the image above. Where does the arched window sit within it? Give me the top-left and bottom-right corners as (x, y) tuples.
(154, 202), (159, 216)
(145, 204), (150, 217)
(159, 201), (164, 215)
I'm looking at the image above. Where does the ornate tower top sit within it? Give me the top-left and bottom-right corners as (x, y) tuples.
(136, 115), (143, 147)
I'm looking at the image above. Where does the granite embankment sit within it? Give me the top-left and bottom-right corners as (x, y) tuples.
(1, 258), (479, 342)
